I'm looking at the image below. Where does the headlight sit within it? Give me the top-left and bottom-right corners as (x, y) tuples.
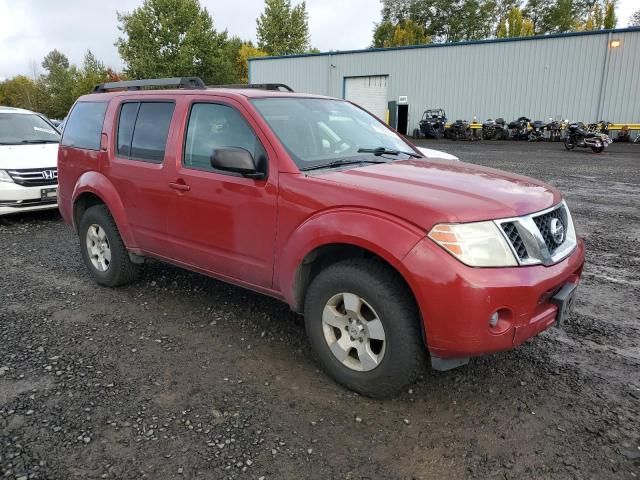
(0, 169), (14, 183)
(428, 221), (517, 267)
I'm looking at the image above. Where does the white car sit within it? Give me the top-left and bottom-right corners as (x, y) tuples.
(0, 106), (60, 215)
(417, 146), (459, 161)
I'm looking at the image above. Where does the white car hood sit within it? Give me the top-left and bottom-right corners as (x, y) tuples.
(417, 146), (459, 161)
(0, 143), (59, 170)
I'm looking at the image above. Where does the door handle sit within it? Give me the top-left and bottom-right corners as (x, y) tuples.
(169, 181), (190, 192)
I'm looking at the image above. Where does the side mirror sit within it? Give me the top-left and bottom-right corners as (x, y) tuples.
(210, 147), (265, 179)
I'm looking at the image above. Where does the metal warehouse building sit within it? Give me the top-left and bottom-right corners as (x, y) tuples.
(249, 27), (640, 135)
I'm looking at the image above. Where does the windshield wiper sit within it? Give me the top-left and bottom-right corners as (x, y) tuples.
(357, 147), (422, 158)
(301, 158), (387, 172)
(19, 140), (59, 144)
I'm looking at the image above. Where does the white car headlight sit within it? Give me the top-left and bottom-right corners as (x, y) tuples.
(0, 169), (14, 183)
(428, 221), (517, 267)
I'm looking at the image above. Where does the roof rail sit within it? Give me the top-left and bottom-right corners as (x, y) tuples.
(210, 83), (294, 92)
(93, 77), (206, 93)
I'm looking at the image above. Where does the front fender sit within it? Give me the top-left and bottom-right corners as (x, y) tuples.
(72, 171), (137, 249)
(275, 207), (426, 308)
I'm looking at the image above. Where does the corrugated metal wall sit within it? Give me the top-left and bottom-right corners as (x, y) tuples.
(249, 29), (640, 131)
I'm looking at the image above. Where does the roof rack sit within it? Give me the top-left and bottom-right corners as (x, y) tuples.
(93, 77), (207, 93)
(210, 83), (294, 92)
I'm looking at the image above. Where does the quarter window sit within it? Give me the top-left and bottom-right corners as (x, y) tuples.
(116, 101), (175, 163)
(183, 103), (260, 172)
(61, 102), (108, 150)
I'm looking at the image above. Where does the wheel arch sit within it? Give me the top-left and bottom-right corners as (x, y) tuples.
(290, 242), (421, 318)
(71, 172), (137, 249)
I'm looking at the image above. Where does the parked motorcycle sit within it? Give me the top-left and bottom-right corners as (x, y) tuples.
(564, 122), (613, 153)
(508, 116), (531, 140)
(546, 119), (563, 142)
(446, 120), (473, 141)
(527, 120), (547, 142)
(482, 118), (508, 140)
(419, 108), (447, 139)
(587, 120), (611, 136)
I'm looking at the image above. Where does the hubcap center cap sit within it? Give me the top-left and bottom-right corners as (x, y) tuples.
(348, 324), (364, 339)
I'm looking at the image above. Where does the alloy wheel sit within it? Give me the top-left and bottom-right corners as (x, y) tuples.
(86, 224), (111, 272)
(321, 292), (386, 372)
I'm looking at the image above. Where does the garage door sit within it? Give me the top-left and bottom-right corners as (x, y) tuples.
(344, 76), (389, 121)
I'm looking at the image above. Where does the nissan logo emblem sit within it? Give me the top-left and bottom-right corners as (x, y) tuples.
(549, 218), (565, 244)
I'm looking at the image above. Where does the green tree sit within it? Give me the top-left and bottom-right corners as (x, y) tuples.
(73, 50), (109, 99)
(542, 0), (578, 32)
(40, 49), (78, 118)
(373, 19), (430, 47)
(497, 6), (535, 37)
(256, 0), (310, 55)
(0, 75), (45, 112)
(236, 43), (268, 83)
(523, 0), (553, 34)
(603, 0), (616, 29)
(630, 8), (640, 27)
(116, 0), (236, 84)
(379, 0), (500, 42)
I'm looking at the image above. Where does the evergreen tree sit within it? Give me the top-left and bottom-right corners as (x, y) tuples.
(603, 0), (616, 29)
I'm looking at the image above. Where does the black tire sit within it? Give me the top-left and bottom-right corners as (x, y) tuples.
(564, 137), (575, 150)
(304, 259), (426, 398)
(79, 204), (138, 287)
(591, 144), (604, 153)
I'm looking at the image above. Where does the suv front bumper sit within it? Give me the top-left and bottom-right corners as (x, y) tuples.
(0, 181), (58, 216)
(403, 236), (586, 360)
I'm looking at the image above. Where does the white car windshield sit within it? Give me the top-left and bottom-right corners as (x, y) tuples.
(0, 113), (61, 145)
(252, 98), (418, 170)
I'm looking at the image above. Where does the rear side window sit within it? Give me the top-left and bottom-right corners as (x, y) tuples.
(116, 101), (175, 163)
(61, 102), (108, 150)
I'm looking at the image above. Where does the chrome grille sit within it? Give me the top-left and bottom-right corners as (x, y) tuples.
(533, 206), (568, 254)
(7, 167), (58, 186)
(495, 201), (576, 267)
(501, 222), (528, 260)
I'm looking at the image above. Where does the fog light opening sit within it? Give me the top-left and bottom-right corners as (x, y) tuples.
(488, 308), (513, 335)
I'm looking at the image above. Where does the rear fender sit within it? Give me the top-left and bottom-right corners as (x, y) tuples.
(71, 171), (137, 248)
(276, 208), (425, 308)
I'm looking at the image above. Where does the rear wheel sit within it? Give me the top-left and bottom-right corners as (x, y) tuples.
(79, 205), (138, 287)
(591, 145), (604, 153)
(304, 259), (425, 398)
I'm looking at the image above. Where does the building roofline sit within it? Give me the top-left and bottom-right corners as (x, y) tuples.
(249, 26), (640, 62)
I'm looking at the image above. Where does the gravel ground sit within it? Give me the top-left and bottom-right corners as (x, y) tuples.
(1, 141), (639, 480)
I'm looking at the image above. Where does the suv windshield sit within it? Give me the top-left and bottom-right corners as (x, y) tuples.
(252, 98), (418, 170)
(0, 113), (60, 145)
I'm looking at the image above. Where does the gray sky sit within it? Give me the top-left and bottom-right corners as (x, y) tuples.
(0, 0), (638, 80)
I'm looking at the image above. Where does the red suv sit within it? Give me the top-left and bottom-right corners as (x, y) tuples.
(58, 78), (585, 398)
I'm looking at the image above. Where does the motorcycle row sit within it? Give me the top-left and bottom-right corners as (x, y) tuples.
(415, 109), (635, 153)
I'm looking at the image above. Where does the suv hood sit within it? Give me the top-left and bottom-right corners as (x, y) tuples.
(318, 158), (561, 224)
(0, 143), (59, 169)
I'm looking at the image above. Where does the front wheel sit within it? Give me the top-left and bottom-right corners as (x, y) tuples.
(591, 145), (604, 153)
(304, 259), (425, 398)
(564, 137), (576, 150)
(79, 205), (139, 287)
